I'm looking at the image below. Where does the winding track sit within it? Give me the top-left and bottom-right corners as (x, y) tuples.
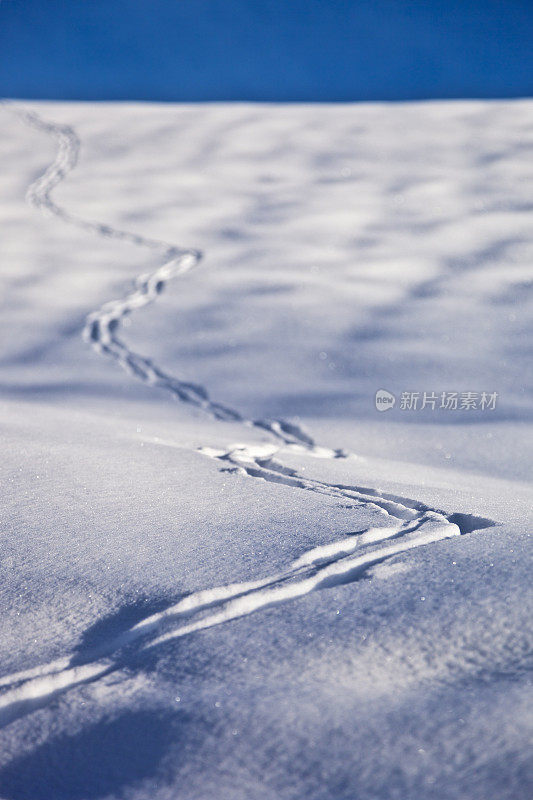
(0, 105), (496, 728)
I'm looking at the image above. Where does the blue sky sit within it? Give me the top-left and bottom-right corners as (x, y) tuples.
(1, 0), (532, 101)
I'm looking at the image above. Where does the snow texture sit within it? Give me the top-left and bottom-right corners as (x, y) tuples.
(0, 101), (532, 800)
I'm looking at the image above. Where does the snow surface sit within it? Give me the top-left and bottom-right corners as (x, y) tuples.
(0, 100), (532, 800)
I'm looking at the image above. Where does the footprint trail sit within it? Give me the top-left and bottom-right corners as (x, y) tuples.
(0, 513), (465, 728)
(0, 105), (497, 729)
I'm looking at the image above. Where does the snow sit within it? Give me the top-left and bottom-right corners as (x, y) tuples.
(0, 100), (531, 800)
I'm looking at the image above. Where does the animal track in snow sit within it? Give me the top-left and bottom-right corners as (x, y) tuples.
(9, 105), (322, 447)
(11, 105), (494, 533)
(0, 105), (497, 728)
(0, 512), (470, 728)
(199, 443), (496, 533)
